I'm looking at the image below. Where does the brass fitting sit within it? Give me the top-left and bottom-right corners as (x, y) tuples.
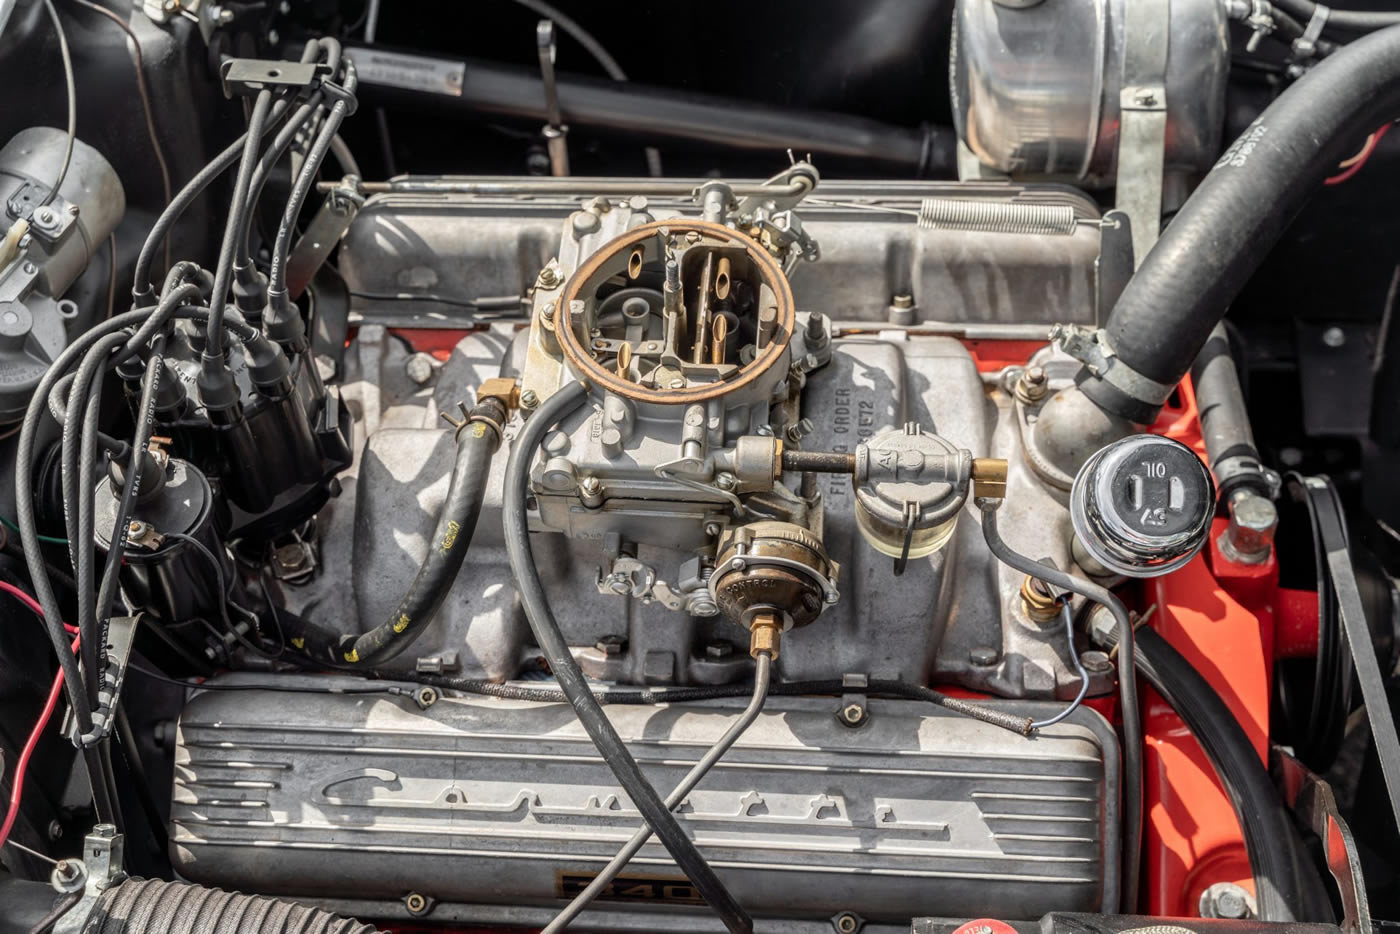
(1019, 575), (1062, 623)
(748, 611), (783, 660)
(971, 457), (1008, 499)
(476, 377), (520, 412)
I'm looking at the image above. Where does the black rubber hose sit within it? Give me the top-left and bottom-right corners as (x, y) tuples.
(1272, 0), (1400, 33)
(503, 382), (752, 934)
(335, 405), (501, 666)
(350, 49), (958, 175)
(1085, 24), (1400, 421)
(544, 651), (774, 933)
(85, 877), (380, 934)
(1105, 626), (1326, 922)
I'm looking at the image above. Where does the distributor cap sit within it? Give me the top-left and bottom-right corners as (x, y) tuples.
(1070, 434), (1215, 578)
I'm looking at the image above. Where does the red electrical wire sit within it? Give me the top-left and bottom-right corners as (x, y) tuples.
(0, 580), (80, 852)
(0, 635), (79, 852)
(1326, 122), (1393, 185)
(0, 580), (78, 635)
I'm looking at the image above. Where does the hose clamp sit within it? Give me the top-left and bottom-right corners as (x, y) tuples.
(1294, 4), (1330, 60)
(1051, 324), (1176, 407)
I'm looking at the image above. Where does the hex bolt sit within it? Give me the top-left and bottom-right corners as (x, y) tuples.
(50, 858), (85, 893)
(839, 703), (866, 727)
(519, 389), (540, 411)
(714, 473), (737, 491)
(403, 892), (429, 916)
(1200, 882), (1255, 920)
(414, 686), (438, 710)
(595, 634), (627, 655)
(1081, 650), (1114, 674)
(1220, 489), (1278, 564)
(537, 264), (561, 289)
(580, 476), (602, 496)
(969, 646), (1000, 666)
(47, 820), (63, 841)
(404, 353), (435, 386)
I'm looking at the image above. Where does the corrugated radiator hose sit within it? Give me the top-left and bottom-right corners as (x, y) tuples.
(81, 878), (381, 934)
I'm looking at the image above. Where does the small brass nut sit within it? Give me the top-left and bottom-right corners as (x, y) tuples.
(1020, 575), (1062, 623)
(403, 892), (430, 916)
(748, 613), (782, 661)
(971, 457), (1008, 500)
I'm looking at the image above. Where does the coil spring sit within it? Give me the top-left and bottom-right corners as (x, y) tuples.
(917, 198), (1078, 236)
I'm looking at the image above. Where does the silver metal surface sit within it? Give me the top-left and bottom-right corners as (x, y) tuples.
(0, 128), (126, 420)
(1115, 0), (1171, 265)
(0, 127), (126, 294)
(171, 679), (1119, 924)
(951, 0), (1229, 183)
(336, 177), (1101, 328)
(284, 322), (1109, 702)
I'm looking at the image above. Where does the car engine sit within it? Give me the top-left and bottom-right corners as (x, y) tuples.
(1, 2), (1398, 934)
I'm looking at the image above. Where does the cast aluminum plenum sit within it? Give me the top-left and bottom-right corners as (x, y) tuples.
(223, 177), (1122, 924)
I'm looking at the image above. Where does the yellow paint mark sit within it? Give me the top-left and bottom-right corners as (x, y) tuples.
(471, 422), (486, 438)
(291, 637), (305, 650)
(344, 647), (360, 663)
(441, 519), (461, 553)
(393, 613), (411, 633)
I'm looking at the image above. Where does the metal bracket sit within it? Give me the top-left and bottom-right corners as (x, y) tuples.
(6, 178), (77, 244)
(1115, 0), (1171, 267)
(837, 673), (869, 728)
(536, 20), (570, 176)
(52, 824), (125, 934)
(220, 58), (328, 99)
(286, 178), (365, 299)
(732, 157), (820, 222)
(69, 616), (141, 748)
(1275, 749), (1371, 934)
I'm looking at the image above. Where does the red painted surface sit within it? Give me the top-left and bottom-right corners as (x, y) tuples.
(1136, 372), (1286, 916)
(1275, 587), (1321, 659)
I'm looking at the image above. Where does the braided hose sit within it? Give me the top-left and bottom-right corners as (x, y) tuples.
(84, 878), (380, 934)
